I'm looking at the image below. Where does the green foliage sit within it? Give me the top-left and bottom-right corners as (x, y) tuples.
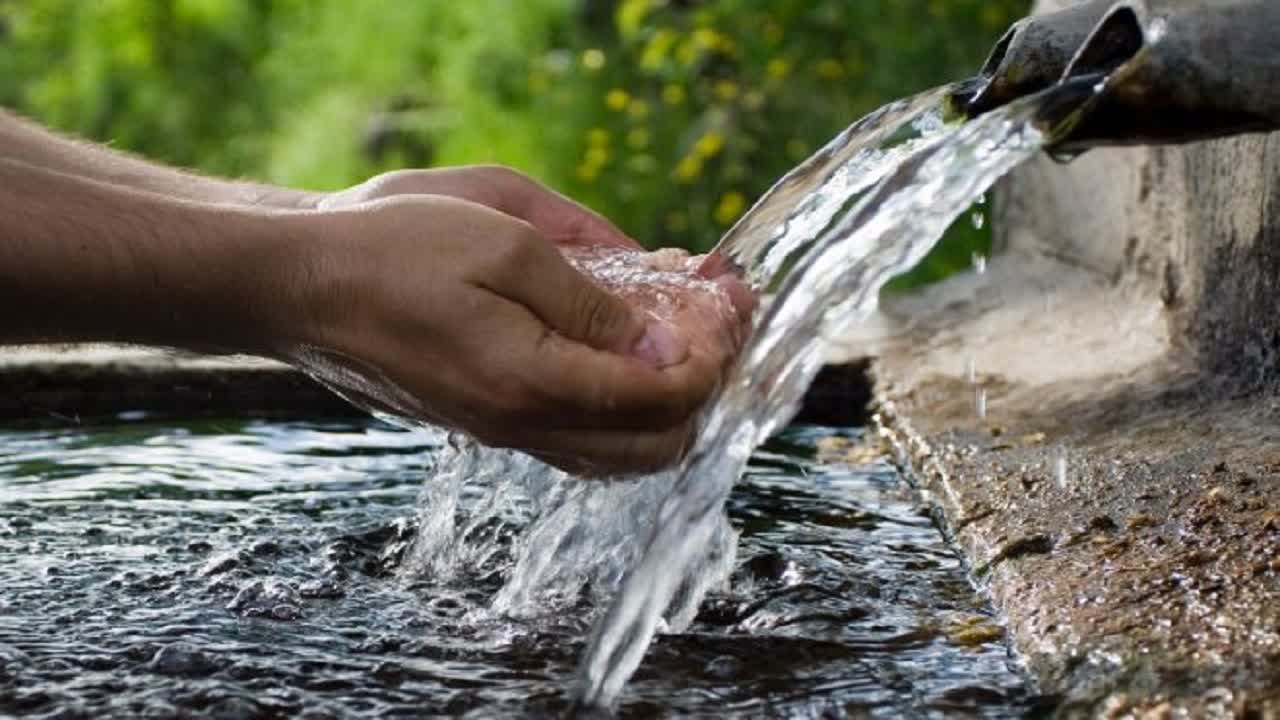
(0, 0), (1029, 285)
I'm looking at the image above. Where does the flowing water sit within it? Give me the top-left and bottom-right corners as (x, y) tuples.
(0, 80), (1098, 717)
(572, 79), (1096, 707)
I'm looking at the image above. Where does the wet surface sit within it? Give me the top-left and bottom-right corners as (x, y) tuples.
(0, 418), (1042, 718)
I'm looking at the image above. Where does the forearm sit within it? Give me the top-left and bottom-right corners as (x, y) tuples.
(0, 108), (317, 209)
(0, 158), (303, 354)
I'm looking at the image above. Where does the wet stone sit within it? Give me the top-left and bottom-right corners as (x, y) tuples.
(198, 550), (248, 578)
(248, 540), (280, 557)
(226, 579), (302, 619)
(298, 578), (344, 600)
(148, 643), (219, 678)
(353, 632), (401, 655)
(205, 697), (259, 720)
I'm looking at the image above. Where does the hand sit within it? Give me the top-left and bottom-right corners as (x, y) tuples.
(278, 194), (740, 475)
(315, 165), (640, 251)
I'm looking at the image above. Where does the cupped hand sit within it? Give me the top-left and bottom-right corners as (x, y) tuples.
(278, 194), (748, 475)
(315, 165), (640, 251)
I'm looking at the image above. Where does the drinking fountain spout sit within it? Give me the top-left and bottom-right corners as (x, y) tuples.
(960, 0), (1280, 148)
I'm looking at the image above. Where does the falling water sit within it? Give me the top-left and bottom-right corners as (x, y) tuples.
(574, 79), (1099, 707)
(391, 78), (1101, 710)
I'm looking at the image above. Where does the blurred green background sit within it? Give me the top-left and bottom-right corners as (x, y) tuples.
(0, 0), (1028, 287)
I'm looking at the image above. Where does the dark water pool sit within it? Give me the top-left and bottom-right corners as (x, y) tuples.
(0, 418), (1046, 718)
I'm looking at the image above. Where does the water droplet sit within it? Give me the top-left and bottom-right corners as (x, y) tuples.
(1054, 450), (1068, 490)
(974, 387), (987, 420)
(966, 358), (977, 384)
(971, 209), (986, 230)
(971, 252), (987, 275)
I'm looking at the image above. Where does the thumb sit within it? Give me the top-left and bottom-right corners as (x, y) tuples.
(563, 278), (688, 368)
(495, 236), (688, 367)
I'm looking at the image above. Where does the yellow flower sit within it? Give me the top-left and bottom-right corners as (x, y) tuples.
(766, 57), (791, 80)
(581, 48), (606, 72)
(676, 40), (697, 67)
(584, 146), (610, 168)
(576, 164), (600, 183)
(640, 28), (677, 71)
(616, 0), (655, 38)
(815, 59), (845, 80)
(673, 155), (703, 183)
(713, 80), (739, 103)
(743, 90), (765, 110)
(587, 127), (611, 147)
(627, 99), (650, 119)
(626, 128), (650, 150)
(694, 131), (725, 159)
(714, 191), (747, 226)
(605, 88), (631, 111)
(662, 83), (686, 106)
(691, 28), (722, 51)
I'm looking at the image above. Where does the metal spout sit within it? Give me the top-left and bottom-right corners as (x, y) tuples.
(1060, 0), (1280, 147)
(966, 0), (1280, 149)
(962, 0), (1115, 116)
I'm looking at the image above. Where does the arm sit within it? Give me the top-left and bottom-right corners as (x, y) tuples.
(0, 157), (293, 350)
(0, 157), (727, 473)
(0, 109), (314, 209)
(0, 108), (637, 249)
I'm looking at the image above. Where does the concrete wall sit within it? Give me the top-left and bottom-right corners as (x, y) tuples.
(998, 0), (1280, 388)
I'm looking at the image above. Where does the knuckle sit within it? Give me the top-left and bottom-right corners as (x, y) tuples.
(570, 286), (624, 345)
(482, 369), (548, 425)
(488, 375), (532, 419)
(483, 225), (540, 276)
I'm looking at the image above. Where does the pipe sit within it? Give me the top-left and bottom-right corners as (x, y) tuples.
(1059, 0), (1280, 147)
(962, 0), (1115, 115)
(965, 0), (1280, 148)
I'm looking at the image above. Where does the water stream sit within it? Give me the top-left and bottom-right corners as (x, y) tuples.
(574, 81), (1095, 708)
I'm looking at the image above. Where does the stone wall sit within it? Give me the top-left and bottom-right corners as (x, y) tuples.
(999, 0), (1280, 388)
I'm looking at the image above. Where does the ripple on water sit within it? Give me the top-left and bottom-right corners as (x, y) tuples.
(0, 419), (1044, 717)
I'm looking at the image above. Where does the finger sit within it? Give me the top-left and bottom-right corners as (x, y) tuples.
(481, 236), (688, 366)
(695, 250), (744, 280)
(693, 252), (759, 327)
(460, 296), (722, 431)
(499, 419), (699, 477)
(492, 170), (643, 250)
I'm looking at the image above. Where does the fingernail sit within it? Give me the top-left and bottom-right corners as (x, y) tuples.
(630, 318), (687, 368)
(695, 251), (742, 279)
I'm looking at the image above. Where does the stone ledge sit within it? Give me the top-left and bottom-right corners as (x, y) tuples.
(842, 256), (1280, 717)
(0, 345), (361, 427)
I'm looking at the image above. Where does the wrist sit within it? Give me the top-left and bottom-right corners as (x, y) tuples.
(148, 204), (315, 358)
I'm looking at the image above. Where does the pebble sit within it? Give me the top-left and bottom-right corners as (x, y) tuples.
(148, 643), (219, 677)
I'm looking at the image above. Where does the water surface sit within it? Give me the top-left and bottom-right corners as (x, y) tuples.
(0, 418), (1042, 717)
